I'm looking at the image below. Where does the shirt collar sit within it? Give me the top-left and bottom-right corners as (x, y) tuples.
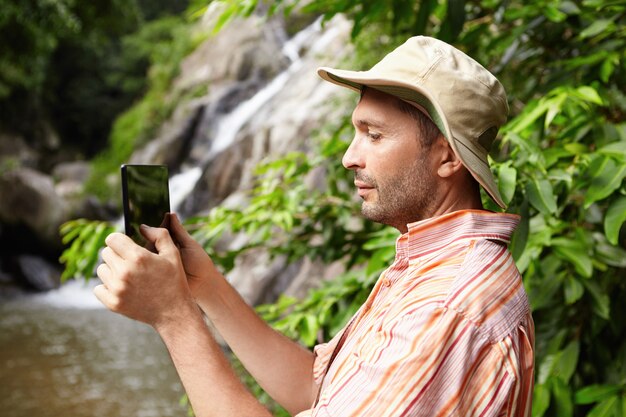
(395, 209), (520, 261)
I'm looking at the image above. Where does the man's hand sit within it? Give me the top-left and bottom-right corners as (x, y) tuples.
(94, 223), (275, 417)
(94, 226), (195, 329)
(167, 213), (225, 303)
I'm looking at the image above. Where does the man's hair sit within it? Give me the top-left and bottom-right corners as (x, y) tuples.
(392, 99), (441, 148)
(361, 86), (441, 148)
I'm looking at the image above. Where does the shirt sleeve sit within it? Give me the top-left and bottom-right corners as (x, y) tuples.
(312, 330), (343, 387)
(310, 306), (533, 417)
(292, 328), (350, 417)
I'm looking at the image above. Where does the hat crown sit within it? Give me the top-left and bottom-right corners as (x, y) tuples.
(370, 36), (509, 143)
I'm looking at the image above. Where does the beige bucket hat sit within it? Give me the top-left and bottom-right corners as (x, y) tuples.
(318, 36), (508, 208)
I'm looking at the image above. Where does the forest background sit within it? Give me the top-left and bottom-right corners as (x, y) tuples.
(2, 1), (626, 417)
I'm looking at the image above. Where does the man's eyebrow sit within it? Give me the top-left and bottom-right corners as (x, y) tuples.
(353, 118), (386, 129)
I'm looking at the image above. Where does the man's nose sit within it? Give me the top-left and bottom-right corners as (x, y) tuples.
(342, 137), (364, 170)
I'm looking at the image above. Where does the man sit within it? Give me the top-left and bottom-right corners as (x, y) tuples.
(95, 36), (534, 416)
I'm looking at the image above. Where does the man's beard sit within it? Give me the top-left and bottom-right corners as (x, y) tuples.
(357, 154), (437, 229)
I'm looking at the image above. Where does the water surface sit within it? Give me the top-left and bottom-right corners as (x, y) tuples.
(0, 280), (186, 417)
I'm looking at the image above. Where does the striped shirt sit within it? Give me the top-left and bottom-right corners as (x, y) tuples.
(295, 210), (534, 417)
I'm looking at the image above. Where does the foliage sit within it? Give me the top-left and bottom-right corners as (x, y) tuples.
(185, 116), (378, 271)
(0, 0), (141, 156)
(0, 0), (88, 99)
(0, 0), (195, 167)
(185, 119), (396, 345)
(85, 15), (208, 201)
(59, 219), (116, 282)
(59, 0), (626, 416)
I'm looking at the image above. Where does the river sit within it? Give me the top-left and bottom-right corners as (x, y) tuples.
(0, 279), (187, 417)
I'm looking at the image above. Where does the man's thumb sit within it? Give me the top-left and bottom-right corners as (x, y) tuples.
(139, 224), (175, 254)
(168, 213), (195, 246)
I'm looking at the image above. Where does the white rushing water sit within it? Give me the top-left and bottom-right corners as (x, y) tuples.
(29, 278), (104, 309)
(167, 18), (325, 209)
(169, 166), (203, 212)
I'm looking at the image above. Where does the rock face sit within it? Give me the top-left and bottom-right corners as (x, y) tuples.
(138, 15), (354, 216)
(129, 14), (290, 171)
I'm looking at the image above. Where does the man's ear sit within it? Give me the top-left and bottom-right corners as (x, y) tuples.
(434, 136), (464, 178)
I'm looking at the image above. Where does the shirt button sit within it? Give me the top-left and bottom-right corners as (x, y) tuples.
(383, 279), (391, 287)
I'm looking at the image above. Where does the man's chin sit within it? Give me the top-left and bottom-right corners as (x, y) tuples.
(361, 203), (385, 223)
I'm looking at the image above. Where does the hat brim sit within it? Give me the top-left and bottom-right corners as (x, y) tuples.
(318, 66), (507, 208)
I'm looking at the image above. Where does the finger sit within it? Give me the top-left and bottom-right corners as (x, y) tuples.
(105, 232), (137, 260)
(139, 225), (177, 256)
(96, 262), (114, 288)
(100, 246), (123, 273)
(93, 284), (119, 311)
(168, 213), (196, 247)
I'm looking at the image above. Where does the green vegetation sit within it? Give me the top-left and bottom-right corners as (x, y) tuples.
(59, 0), (626, 416)
(2, 0), (139, 157)
(86, 15), (208, 201)
(0, 0), (204, 200)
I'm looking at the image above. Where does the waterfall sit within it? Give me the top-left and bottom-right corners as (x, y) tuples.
(170, 167), (203, 212)
(168, 18), (325, 211)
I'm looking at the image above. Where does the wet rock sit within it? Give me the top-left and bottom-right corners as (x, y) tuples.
(0, 132), (39, 169)
(128, 103), (204, 170)
(0, 167), (68, 247)
(174, 14), (288, 94)
(16, 255), (61, 291)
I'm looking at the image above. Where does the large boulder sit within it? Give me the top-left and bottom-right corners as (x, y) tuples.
(0, 167), (69, 248)
(0, 167), (69, 292)
(0, 132), (39, 169)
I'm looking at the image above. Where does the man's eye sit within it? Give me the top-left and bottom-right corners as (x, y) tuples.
(368, 132), (382, 141)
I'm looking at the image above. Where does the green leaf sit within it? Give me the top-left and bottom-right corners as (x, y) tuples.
(527, 177), (557, 215)
(544, 147), (574, 168)
(505, 98), (548, 134)
(551, 377), (574, 417)
(582, 279), (611, 320)
(532, 383), (551, 417)
(588, 396), (619, 417)
(510, 200), (530, 264)
(544, 4), (567, 22)
(551, 237), (593, 278)
(575, 384), (623, 405)
(576, 86), (603, 105)
(600, 57), (616, 83)
(595, 239), (626, 268)
(584, 157), (626, 208)
(299, 314), (319, 347)
(598, 142), (626, 162)
(564, 276), (584, 304)
(538, 354), (556, 385)
(498, 163), (517, 206)
(544, 93), (567, 129)
(554, 341), (579, 383)
(579, 19), (615, 39)
(604, 197), (626, 245)
(563, 143), (588, 155)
